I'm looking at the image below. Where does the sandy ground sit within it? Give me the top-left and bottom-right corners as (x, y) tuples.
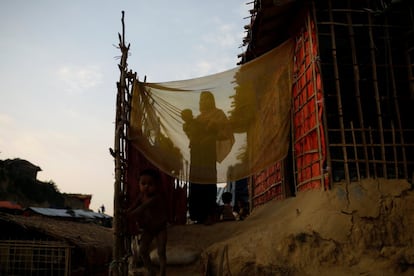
(130, 178), (414, 276)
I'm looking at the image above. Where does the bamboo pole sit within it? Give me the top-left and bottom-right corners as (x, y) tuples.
(346, 2), (370, 179)
(404, 8), (414, 101)
(350, 121), (361, 182)
(384, 17), (408, 179)
(328, 0), (350, 184)
(248, 175), (253, 211)
(306, 8), (325, 190)
(369, 126), (378, 178)
(281, 160), (286, 198)
(312, 0), (333, 189)
(367, 10), (387, 178)
(293, 28), (306, 193)
(391, 121), (398, 178)
(112, 11), (130, 276)
(290, 46), (298, 195)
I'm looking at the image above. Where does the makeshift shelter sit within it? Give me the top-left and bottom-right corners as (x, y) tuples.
(111, 1), (414, 274)
(0, 213), (113, 276)
(239, 0), (414, 208)
(111, 13), (295, 275)
(0, 201), (23, 215)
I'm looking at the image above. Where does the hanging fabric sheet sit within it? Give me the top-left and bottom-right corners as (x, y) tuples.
(129, 39), (294, 184)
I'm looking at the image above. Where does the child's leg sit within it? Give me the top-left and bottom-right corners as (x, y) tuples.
(139, 231), (155, 276)
(156, 229), (167, 276)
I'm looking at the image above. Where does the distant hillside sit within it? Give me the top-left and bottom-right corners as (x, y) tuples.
(0, 158), (82, 209)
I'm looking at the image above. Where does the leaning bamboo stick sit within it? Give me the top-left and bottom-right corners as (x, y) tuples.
(350, 121), (361, 182)
(306, 10), (325, 190)
(391, 121), (398, 178)
(328, 0), (350, 184)
(312, 0), (333, 189)
(346, 2), (370, 179)
(369, 126), (378, 178)
(291, 31), (301, 194)
(385, 17), (408, 179)
(367, 10), (387, 178)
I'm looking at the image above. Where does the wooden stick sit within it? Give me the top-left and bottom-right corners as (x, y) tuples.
(369, 126), (378, 178)
(112, 10), (129, 276)
(306, 11), (325, 190)
(346, 2), (370, 179)
(312, 0), (333, 189)
(385, 17), (408, 179)
(350, 121), (361, 181)
(391, 121), (398, 178)
(328, 0), (350, 184)
(367, 10), (387, 178)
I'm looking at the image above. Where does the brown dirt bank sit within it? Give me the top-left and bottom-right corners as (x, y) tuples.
(135, 178), (414, 275)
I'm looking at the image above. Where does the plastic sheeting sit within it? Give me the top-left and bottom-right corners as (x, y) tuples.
(128, 39), (294, 184)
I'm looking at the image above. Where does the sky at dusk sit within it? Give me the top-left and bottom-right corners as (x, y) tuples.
(0, 1), (251, 215)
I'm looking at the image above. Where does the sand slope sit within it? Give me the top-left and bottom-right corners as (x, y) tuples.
(132, 179), (414, 275)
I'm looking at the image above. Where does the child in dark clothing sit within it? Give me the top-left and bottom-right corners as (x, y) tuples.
(219, 192), (236, 221)
(234, 199), (250, 220)
(127, 168), (168, 276)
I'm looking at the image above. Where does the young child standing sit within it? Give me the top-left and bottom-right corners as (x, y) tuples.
(127, 168), (168, 276)
(219, 192), (236, 221)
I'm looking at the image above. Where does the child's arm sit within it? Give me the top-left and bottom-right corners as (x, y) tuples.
(126, 198), (139, 213)
(128, 196), (158, 217)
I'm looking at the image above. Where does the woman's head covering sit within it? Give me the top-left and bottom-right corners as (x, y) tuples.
(199, 90), (216, 113)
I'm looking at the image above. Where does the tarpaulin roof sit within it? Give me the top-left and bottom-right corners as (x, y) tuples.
(27, 207), (111, 219)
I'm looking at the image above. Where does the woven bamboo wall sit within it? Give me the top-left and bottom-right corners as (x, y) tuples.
(0, 240), (71, 276)
(252, 161), (285, 208)
(250, 0), (414, 209)
(314, 0), (414, 183)
(292, 12), (328, 192)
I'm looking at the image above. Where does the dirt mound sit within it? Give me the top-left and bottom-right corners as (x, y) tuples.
(133, 178), (414, 275)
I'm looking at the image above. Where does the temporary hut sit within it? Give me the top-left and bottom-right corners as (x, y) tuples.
(0, 213), (113, 276)
(111, 1), (414, 274)
(240, 0), (414, 208)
